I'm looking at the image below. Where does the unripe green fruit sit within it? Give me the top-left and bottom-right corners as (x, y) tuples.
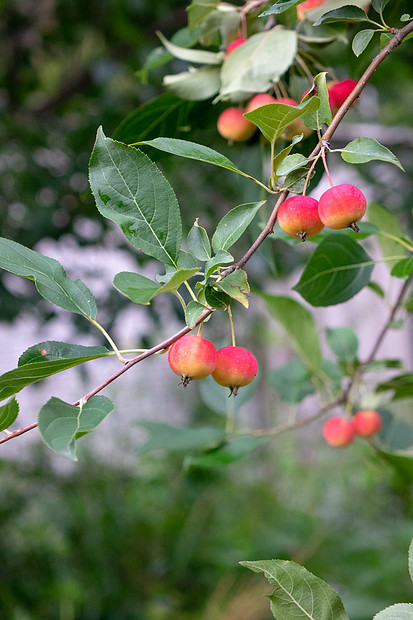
(353, 409), (382, 437)
(212, 345), (257, 396)
(318, 184), (367, 233)
(168, 334), (217, 387)
(217, 107), (256, 142)
(322, 417), (355, 447)
(277, 195), (324, 241)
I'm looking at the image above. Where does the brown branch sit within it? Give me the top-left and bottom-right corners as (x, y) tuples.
(3, 20), (413, 446)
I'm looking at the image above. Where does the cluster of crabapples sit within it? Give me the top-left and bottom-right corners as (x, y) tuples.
(323, 410), (383, 448)
(168, 334), (258, 396)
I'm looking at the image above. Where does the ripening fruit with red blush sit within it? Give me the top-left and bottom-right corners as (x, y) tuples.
(212, 346), (258, 396)
(277, 195), (324, 242)
(297, 0), (327, 20)
(323, 417), (355, 447)
(217, 107), (256, 142)
(225, 37), (247, 57)
(328, 79), (358, 110)
(353, 409), (382, 438)
(318, 183), (367, 233)
(245, 93), (277, 113)
(168, 334), (217, 387)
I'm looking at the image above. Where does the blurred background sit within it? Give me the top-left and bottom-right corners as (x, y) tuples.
(1, 0), (413, 618)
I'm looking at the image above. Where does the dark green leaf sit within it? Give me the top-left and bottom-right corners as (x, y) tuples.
(113, 268), (199, 305)
(267, 361), (315, 403)
(276, 153), (310, 176)
(203, 250), (233, 282)
(371, 0), (390, 14)
(89, 127), (182, 266)
(326, 327), (359, 362)
(185, 301), (207, 328)
(260, 0), (304, 17)
(212, 201), (265, 252)
(272, 134), (304, 174)
(282, 166), (313, 193)
(377, 448), (413, 483)
(0, 342), (110, 402)
(380, 32), (393, 49)
(245, 98), (319, 143)
(0, 397), (19, 432)
(293, 235), (374, 306)
(391, 257), (413, 278)
(314, 5), (370, 26)
(0, 238), (97, 319)
(187, 219), (211, 261)
(137, 421), (224, 453)
(184, 436), (269, 469)
(377, 374), (413, 400)
(205, 285), (230, 309)
(38, 395), (114, 460)
(300, 72), (332, 130)
(240, 559), (350, 620)
(341, 137), (404, 170)
(260, 294), (322, 370)
(352, 29), (375, 56)
(216, 270), (250, 308)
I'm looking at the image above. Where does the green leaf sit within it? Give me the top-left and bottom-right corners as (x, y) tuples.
(401, 14), (411, 22)
(0, 238), (97, 319)
(326, 327), (359, 362)
(245, 98), (320, 143)
(260, 294), (322, 370)
(293, 235), (374, 306)
(205, 284), (230, 309)
(314, 5), (370, 26)
(138, 27), (201, 81)
(371, 0), (390, 14)
(300, 72), (332, 130)
(391, 257), (413, 278)
(187, 0), (220, 29)
(0, 342), (110, 402)
(184, 436), (269, 469)
(216, 270), (250, 308)
(212, 201), (266, 252)
(368, 202), (409, 269)
(0, 397), (19, 431)
(38, 395), (114, 460)
(113, 268), (199, 305)
(240, 559), (350, 620)
(89, 127), (182, 266)
(282, 166), (313, 193)
(340, 137), (404, 170)
(376, 374), (413, 400)
(185, 301), (207, 328)
(260, 0), (304, 17)
(220, 29), (297, 99)
(267, 361), (315, 403)
(272, 134), (304, 174)
(378, 410), (413, 451)
(352, 29), (375, 56)
(276, 153), (310, 176)
(156, 30), (222, 65)
(187, 219), (211, 261)
(373, 604), (413, 619)
(137, 421), (224, 454)
(203, 250), (233, 282)
(163, 66), (221, 100)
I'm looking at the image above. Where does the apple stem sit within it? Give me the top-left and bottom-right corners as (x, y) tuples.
(321, 148), (334, 188)
(349, 222), (360, 233)
(228, 305), (236, 347)
(197, 321), (204, 337)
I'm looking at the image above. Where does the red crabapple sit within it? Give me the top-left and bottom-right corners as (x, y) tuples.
(277, 195), (324, 241)
(225, 37), (247, 57)
(168, 334), (217, 387)
(212, 346), (258, 396)
(323, 417), (355, 447)
(297, 0), (328, 20)
(328, 79), (358, 110)
(318, 183), (367, 233)
(217, 107), (256, 142)
(353, 409), (382, 438)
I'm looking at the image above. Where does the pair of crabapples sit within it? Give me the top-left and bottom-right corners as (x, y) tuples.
(323, 410), (382, 447)
(168, 334), (257, 396)
(277, 184), (367, 241)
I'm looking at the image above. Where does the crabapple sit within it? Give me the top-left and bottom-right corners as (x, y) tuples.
(245, 93), (277, 113)
(168, 334), (217, 387)
(217, 107), (256, 142)
(297, 0), (328, 20)
(277, 195), (324, 241)
(353, 409), (382, 437)
(323, 417), (355, 447)
(225, 37), (247, 57)
(318, 183), (367, 233)
(328, 79), (358, 110)
(212, 346), (258, 396)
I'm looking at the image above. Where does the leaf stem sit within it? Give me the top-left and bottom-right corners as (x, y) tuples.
(183, 280), (198, 302)
(88, 318), (127, 363)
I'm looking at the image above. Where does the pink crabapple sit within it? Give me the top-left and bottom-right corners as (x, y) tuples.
(353, 409), (382, 438)
(277, 195), (324, 241)
(323, 417), (355, 447)
(318, 183), (367, 233)
(212, 346), (258, 396)
(327, 79), (358, 110)
(217, 107), (256, 142)
(168, 334), (217, 387)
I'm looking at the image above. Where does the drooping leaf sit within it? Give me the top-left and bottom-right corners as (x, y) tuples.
(240, 559), (350, 620)
(187, 219), (211, 261)
(0, 342), (110, 402)
(314, 5), (370, 26)
(245, 98), (320, 143)
(260, 294), (322, 370)
(260, 0), (306, 17)
(373, 604), (413, 619)
(89, 127), (182, 266)
(156, 30), (222, 65)
(216, 270), (250, 308)
(220, 29), (297, 99)
(212, 201), (266, 252)
(202, 250), (233, 282)
(187, 0), (221, 29)
(267, 361), (316, 403)
(205, 284), (231, 309)
(340, 137), (404, 170)
(276, 153), (310, 176)
(326, 327), (359, 362)
(293, 235), (374, 306)
(113, 268), (199, 305)
(272, 134), (304, 174)
(0, 397), (19, 431)
(300, 72), (332, 130)
(38, 395), (114, 460)
(376, 374), (413, 400)
(352, 29), (375, 56)
(138, 27), (202, 82)
(137, 421), (224, 454)
(368, 202), (409, 268)
(391, 257), (413, 278)
(0, 238), (97, 319)
(184, 436), (269, 469)
(185, 301), (207, 328)
(163, 66), (221, 100)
